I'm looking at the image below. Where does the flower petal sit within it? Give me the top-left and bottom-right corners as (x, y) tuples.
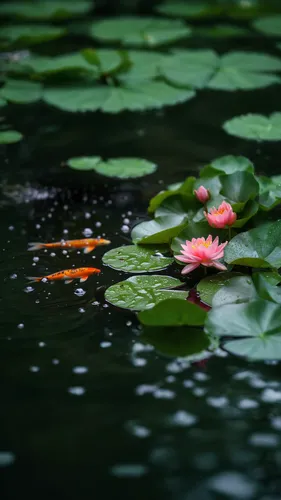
(181, 263), (200, 275)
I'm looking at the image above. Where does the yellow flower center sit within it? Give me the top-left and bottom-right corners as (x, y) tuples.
(192, 240), (212, 249)
(212, 207), (226, 215)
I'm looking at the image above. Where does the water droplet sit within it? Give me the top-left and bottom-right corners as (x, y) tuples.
(100, 341), (111, 348)
(10, 273), (17, 280)
(38, 341), (46, 347)
(74, 288), (86, 297)
(33, 256), (39, 262)
(68, 386), (86, 396)
(24, 286), (34, 293)
(121, 225), (130, 233)
(95, 221), (102, 228)
(8, 226), (14, 231)
(50, 252), (56, 257)
(17, 323), (24, 329)
(170, 410), (197, 427)
(126, 321), (132, 327)
(78, 308), (85, 313)
(84, 212), (91, 219)
(72, 366), (88, 374)
(153, 388), (175, 400)
(111, 464), (148, 478)
(42, 277), (48, 283)
(52, 358), (59, 365)
(123, 218), (130, 224)
(0, 452), (15, 467)
(82, 228), (93, 237)
(29, 366), (40, 373)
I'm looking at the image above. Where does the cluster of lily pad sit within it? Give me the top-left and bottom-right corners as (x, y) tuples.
(103, 155), (281, 361)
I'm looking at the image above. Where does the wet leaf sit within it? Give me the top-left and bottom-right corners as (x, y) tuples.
(223, 113), (281, 141)
(0, 24), (66, 47)
(253, 15), (281, 36)
(257, 175), (281, 210)
(0, 1), (93, 20)
(105, 275), (187, 311)
(156, 1), (220, 18)
(0, 130), (23, 144)
(43, 81), (195, 113)
(200, 155), (254, 177)
(219, 171), (259, 209)
(148, 176), (196, 213)
(138, 298), (207, 326)
(232, 200), (259, 228)
(1, 78), (42, 103)
(89, 17), (191, 46)
(252, 272), (281, 304)
(195, 24), (250, 38)
(211, 276), (257, 307)
(102, 245), (173, 273)
(131, 215), (187, 244)
(224, 220), (281, 268)
(155, 195), (194, 218)
(141, 325), (211, 358)
(197, 272), (244, 306)
(66, 157), (156, 179)
(205, 299), (281, 360)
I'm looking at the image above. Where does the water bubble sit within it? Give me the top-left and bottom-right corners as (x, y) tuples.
(24, 286), (34, 293)
(207, 396), (228, 408)
(237, 398), (259, 410)
(83, 228), (93, 237)
(135, 384), (157, 396)
(153, 388), (175, 400)
(42, 278), (48, 283)
(111, 464), (148, 478)
(63, 229), (68, 234)
(100, 341), (111, 348)
(17, 323), (24, 329)
(52, 358), (59, 365)
(62, 250), (68, 255)
(127, 211), (132, 216)
(123, 218), (130, 224)
(91, 301), (99, 306)
(84, 212), (91, 219)
(38, 341), (46, 347)
(132, 358), (147, 367)
(35, 224), (41, 229)
(8, 226), (14, 231)
(249, 433), (279, 448)
(29, 366), (40, 373)
(33, 256), (39, 262)
(126, 421), (151, 438)
(78, 308), (85, 313)
(95, 221), (102, 228)
(121, 225), (130, 233)
(50, 252), (56, 257)
(170, 410), (197, 427)
(126, 321), (132, 327)
(0, 452), (15, 467)
(10, 274), (17, 280)
(72, 366), (88, 374)
(74, 288), (86, 297)
(68, 386), (86, 396)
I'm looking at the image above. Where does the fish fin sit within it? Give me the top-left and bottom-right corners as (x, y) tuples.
(83, 246), (95, 254)
(80, 277), (88, 282)
(26, 276), (42, 283)
(27, 242), (45, 251)
(64, 280), (73, 284)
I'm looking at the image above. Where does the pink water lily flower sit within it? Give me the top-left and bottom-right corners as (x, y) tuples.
(204, 201), (237, 228)
(194, 185), (209, 203)
(175, 235), (228, 275)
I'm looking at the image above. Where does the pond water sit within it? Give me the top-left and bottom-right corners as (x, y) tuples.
(1, 5), (281, 500)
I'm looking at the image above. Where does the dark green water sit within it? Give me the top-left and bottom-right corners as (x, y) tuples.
(1, 29), (281, 500)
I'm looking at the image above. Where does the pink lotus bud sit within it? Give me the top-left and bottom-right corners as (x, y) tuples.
(194, 185), (209, 203)
(204, 201), (237, 229)
(175, 235), (228, 275)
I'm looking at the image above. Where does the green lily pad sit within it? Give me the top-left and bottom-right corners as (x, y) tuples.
(197, 272), (243, 306)
(0, 24), (66, 47)
(195, 24), (250, 38)
(232, 200), (259, 228)
(212, 276), (257, 307)
(131, 215), (187, 244)
(253, 15), (281, 36)
(0, 130), (23, 144)
(171, 221), (228, 256)
(155, 195), (195, 219)
(66, 156), (157, 179)
(105, 275), (188, 311)
(200, 155), (254, 178)
(43, 81), (195, 113)
(159, 49), (218, 89)
(224, 220), (281, 268)
(141, 325), (211, 358)
(223, 113), (281, 141)
(252, 272), (281, 304)
(205, 299), (281, 360)
(89, 17), (191, 47)
(148, 176), (196, 213)
(138, 298), (207, 326)
(156, 1), (220, 18)
(257, 175), (281, 210)
(220, 171), (259, 209)
(0, 1), (93, 20)
(1, 78), (42, 104)
(102, 245), (173, 273)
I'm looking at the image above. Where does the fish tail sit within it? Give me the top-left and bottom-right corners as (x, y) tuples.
(26, 276), (42, 283)
(27, 242), (45, 251)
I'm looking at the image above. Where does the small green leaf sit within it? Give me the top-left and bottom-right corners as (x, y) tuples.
(197, 272), (243, 306)
(89, 17), (191, 47)
(200, 155), (254, 177)
(0, 24), (66, 46)
(0, 130), (23, 144)
(171, 221), (228, 256)
(1, 78), (42, 104)
(220, 171), (259, 207)
(0, 1), (93, 20)
(132, 215), (187, 244)
(138, 298), (207, 326)
(148, 176), (196, 213)
(66, 156), (101, 170)
(195, 24), (250, 38)
(253, 15), (281, 37)
(155, 194), (197, 218)
(224, 220), (281, 268)
(205, 299), (281, 360)
(141, 325), (211, 358)
(156, 1), (221, 18)
(105, 275), (188, 311)
(102, 245), (173, 273)
(223, 113), (281, 141)
(232, 200), (259, 228)
(257, 175), (281, 210)
(252, 272), (281, 304)
(66, 156), (156, 179)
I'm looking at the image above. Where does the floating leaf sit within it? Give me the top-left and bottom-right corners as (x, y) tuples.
(119, 50), (165, 84)
(171, 221), (228, 256)
(0, 24), (66, 47)
(0, 98), (7, 107)
(89, 17), (191, 47)
(155, 195), (194, 218)
(105, 275), (187, 311)
(1, 78), (42, 103)
(148, 176), (196, 213)
(0, 1), (93, 20)
(66, 156), (156, 179)
(195, 24), (250, 38)
(197, 272), (243, 306)
(200, 155), (254, 178)
(102, 245), (173, 273)
(253, 15), (281, 36)
(211, 276), (257, 307)
(138, 298), (207, 326)
(232, 200), (259, 228)
(205, 300), (281, 360)
(156, 1), (220, 18)
(141, 325), (210, 358)
(0, 130), (23, 144)
(43, 81), (195, 113)
(252, 272), (281, 304)
(208, 51), (281, 91)
(258, 175), (281, 210)
(131, 215), (187, 244)
(159, 49), (218, 89)
(223, 113), (281, 141)
(224, 220), (281, 268)
(219, 171), (259, 210)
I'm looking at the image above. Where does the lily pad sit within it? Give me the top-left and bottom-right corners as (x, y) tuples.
(0, 130), (23, 144)
(253, 15), (281, 36)
(212, 276), (257, 307)
(43, 81), (195, 113)
(141, 325), (211, 358)
(148, 176), (196, 213)
(257, 175), (281, 210)
(89, 17), (191, 47)
(0, 24), (66, 47)
(220, 171), (259, 209)
(105, 275), (188, 311)
(195, 24), (250, 38)
(1, 78), (42, 104)
(232, 200), (259, 228)
(223, 113), (281, 141)
(205, 299), (281, 360)
(252, 272), (281, 304)
(197, 272), (243, 306)
(102, 245), (173, 273)
(138, 298), (207, 326)
(66, 156), (157, 179)
(224, 220), (281, 268)
(0, 1), (93, 20)
(131, 215), (187, 244)
(200, 155), (254, 178)
(156, 1), (220, 18)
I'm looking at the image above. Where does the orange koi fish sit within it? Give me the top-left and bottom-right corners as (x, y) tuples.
(27, 267), (101, 284)
(28, 238), (111, 254)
